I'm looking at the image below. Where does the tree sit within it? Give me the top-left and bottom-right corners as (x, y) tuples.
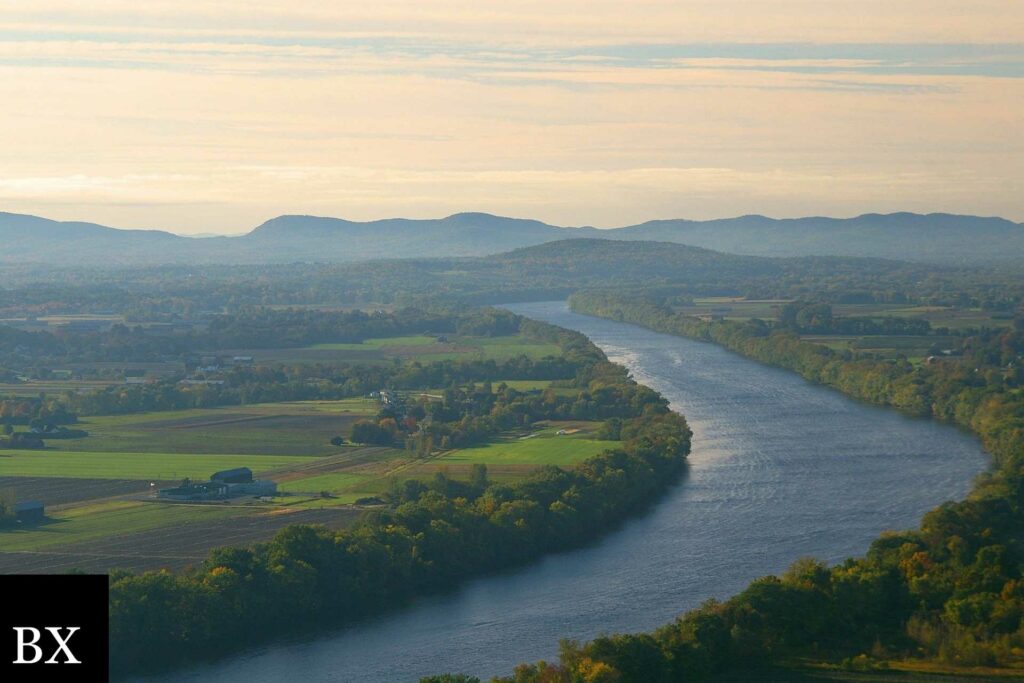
(0, 489), (15, 525)
(470, 463), (489, 491)
(350, 420), (393, 445)
(330, 436), (345, 447)
(598, 418), (622, 440)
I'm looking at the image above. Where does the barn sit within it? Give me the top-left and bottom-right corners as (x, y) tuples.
(211, 467), (253, 484)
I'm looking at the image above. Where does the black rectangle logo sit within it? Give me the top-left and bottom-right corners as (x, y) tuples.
(1, 574), (108, 680)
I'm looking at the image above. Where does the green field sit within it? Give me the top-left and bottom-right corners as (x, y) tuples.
(434, 428), (612, 467)
(457, 336), (561, 360)
(0, 500), (249, 552)
(220, 333), (562, 366)
(310, 335), (440, 350)
(48, 400), (375, 457)
(275, 427), (613, 501)
(0, 379), (118, 397)
(0, 450), (315, 480)
(800, 334), (958, 361)
(681, 299), (1014, 333)
(494, 379), (554, 391)
(278, 472), (374, 496)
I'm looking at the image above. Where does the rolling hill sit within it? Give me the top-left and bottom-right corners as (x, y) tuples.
(0, 210), (1020, 266)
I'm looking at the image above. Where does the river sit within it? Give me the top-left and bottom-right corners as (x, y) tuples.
(148, 301), (989, 682)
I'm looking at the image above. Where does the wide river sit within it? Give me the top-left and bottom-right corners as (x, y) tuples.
(152, 301), (989, 682)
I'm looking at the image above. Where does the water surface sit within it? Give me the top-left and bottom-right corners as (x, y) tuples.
(151, 301), (988, 682)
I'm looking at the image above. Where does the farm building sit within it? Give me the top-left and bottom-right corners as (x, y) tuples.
(158, 481), (229, 501)
(14, 500), (45, 523)
(211, 467), (253, 484)
(158, 468), (276, 501)
(228, 480), (277, 497)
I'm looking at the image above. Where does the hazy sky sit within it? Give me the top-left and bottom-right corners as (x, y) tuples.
(1, 2), (1022, 234)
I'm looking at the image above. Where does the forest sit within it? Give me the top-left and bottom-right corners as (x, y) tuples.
(1, 238), (1022, 322)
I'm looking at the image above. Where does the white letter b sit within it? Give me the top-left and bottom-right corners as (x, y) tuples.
(12, 627), (43, 664)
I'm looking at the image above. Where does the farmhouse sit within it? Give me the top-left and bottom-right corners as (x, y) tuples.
(158, 467), (277, 501)
(157, 480), (228, 501)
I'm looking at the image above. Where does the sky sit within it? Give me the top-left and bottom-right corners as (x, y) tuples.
(1, 2), (1022, 234)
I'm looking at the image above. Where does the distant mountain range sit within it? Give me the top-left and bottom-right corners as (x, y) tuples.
(1, 210), (1021, 267)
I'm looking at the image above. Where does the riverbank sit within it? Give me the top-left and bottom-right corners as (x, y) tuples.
(522, 292), (1023, 678)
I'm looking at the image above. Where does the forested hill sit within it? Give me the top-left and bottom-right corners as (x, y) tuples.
(611, 212), (1024, 266)
(244, 213), (562, 260)
(491, 239), (781, 282)
(1, 209), (1022, 266)
(6, 238), (990, 316)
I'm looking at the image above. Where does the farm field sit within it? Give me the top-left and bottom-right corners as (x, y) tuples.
(277, 472), (376, 498)
(215, 332), (561, 366)
(433, 423), (611, 467)
(0, 500), (248, 552)
(0, 398), (390, 572)
(57, 399), (376, 456)
(412, 380), (576, 399)
(311, 335), (440, 350)
(0, 507), (359, 574)
(276, 423), (613, 500)
(800, 334), (956, 360)
(676, 298), (1012, 361)
(0, 450), (317, 480)
(682, 298), (1014, 331)
(0, 476), (158, 506)
(0, 378), (118, 397)
(0, 395), (608, 573)
(493, 379), (554, 391)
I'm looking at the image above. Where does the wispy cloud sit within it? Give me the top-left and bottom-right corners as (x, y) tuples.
(0, 3), (1021, 230)
(1, 28), (1022, 82)
(5, 1), (1024, 43)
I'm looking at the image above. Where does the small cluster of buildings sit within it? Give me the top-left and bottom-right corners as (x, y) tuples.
(157, 467), (277, 501)
(174, 354), (256, 387)
(196, 355), (254, 372)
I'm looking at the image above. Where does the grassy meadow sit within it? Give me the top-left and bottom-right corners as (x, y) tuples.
(215, 332), (562, 366)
